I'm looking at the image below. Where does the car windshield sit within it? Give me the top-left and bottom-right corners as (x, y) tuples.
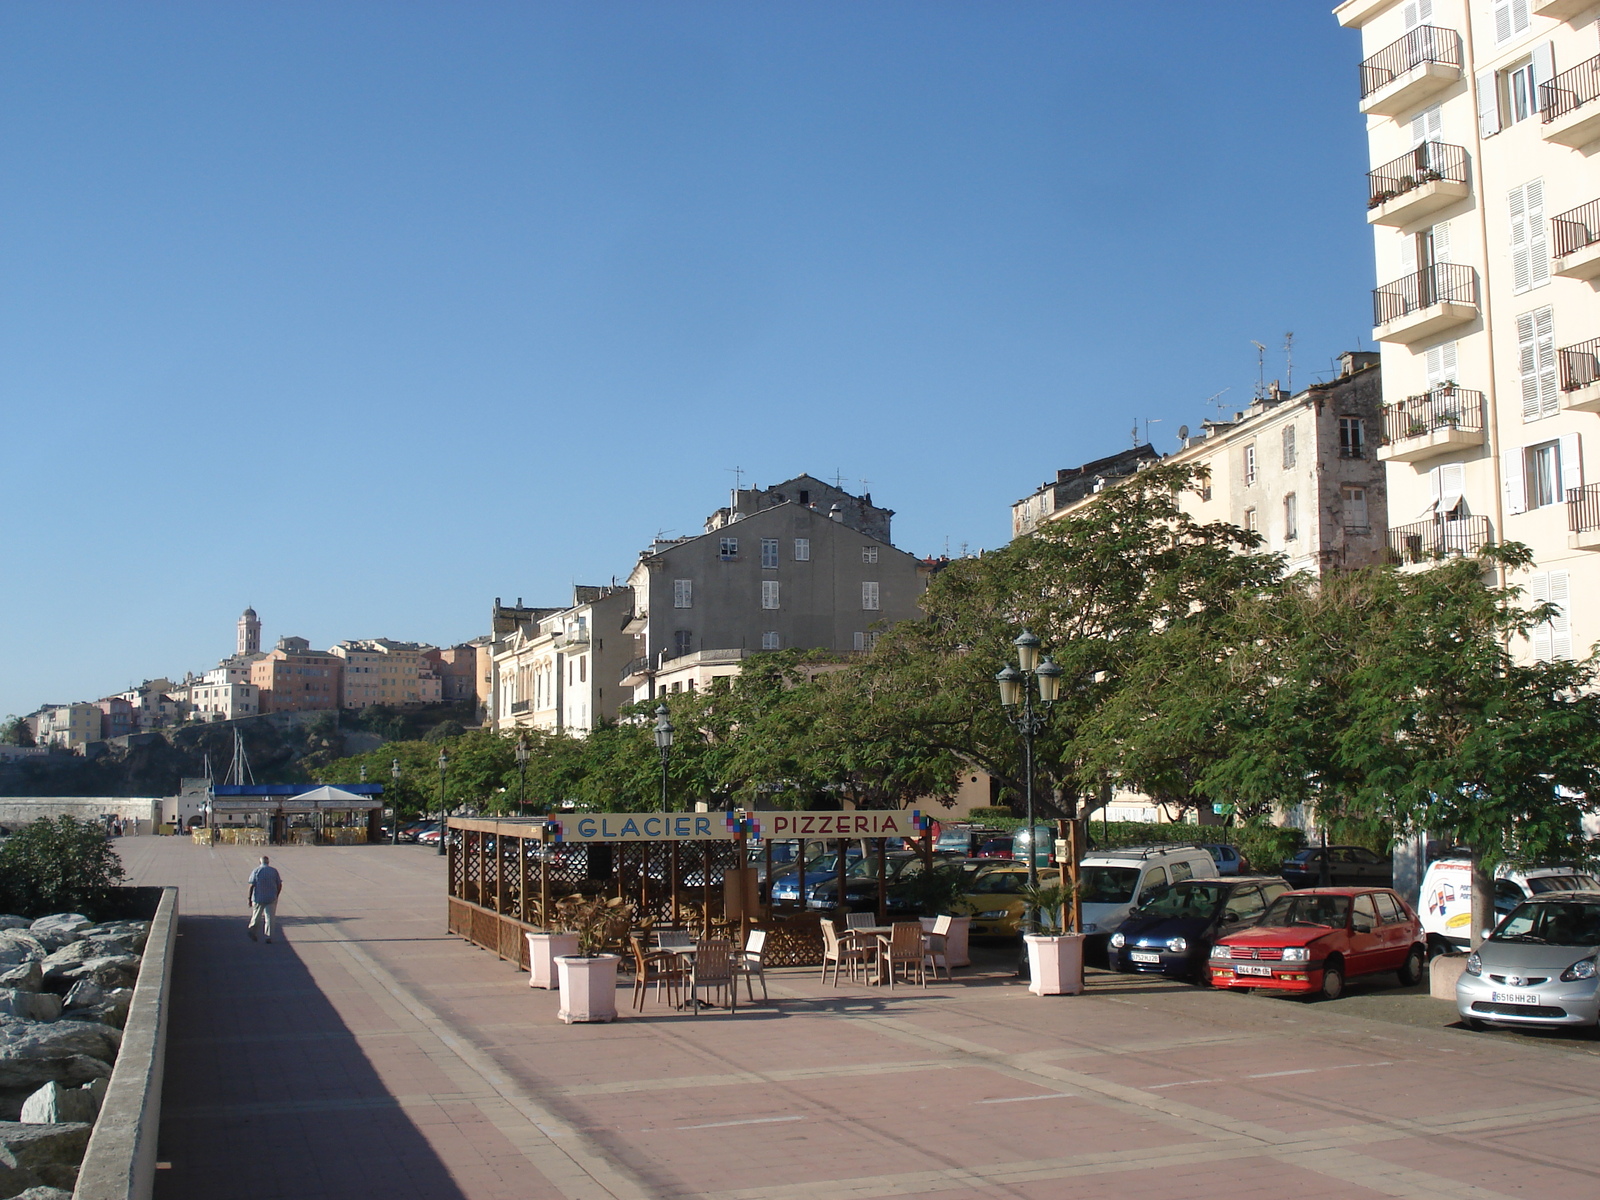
(1260, 894), (1350, 928)
(785, 853), (841, 877)
(1528, 875), (1600, 893)
(968, 871), (1026, 895)
(1080, 866), (1140, 905)
(1134, 883), (1228, 917)
(1493, 900), (1600, 945)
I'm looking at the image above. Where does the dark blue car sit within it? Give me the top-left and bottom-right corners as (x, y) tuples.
(1108, 876), (1292, 982)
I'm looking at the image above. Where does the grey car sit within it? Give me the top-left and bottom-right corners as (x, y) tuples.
(1457, 892), (1600, 1032)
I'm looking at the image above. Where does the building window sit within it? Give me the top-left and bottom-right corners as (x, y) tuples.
(1509, 180), (1548, 294)
(1506, 59), (1538, 124)
(793, 538), (810, 561)
(761, 581), (780, 610)
(862, 581), (880, 610)
(720, 538), (738, 560)
(1244, 507), (1258, 534)
(1493, 0), (1531, 43)
(1342, 485), (1369, 529)
(761, 631), (780, 651)
(579, 657), (586, 683)
(853, 631), (866, 651)
(1530, 570), (1572, 661)
(674, 630), (692, 658)
(1518, 307), (1558, 422)
(1281, 426), (1296, 470)
(1283, 494), (1298, 540)
(862, 546), (879, 564)
(1525, 440), (1561, 509)
(761, 539), (779, 568)
(1339, 417), (1365, 459)
(1244, 443), (1257, 486)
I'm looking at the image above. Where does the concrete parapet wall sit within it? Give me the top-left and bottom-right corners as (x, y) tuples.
(74, 885), (178, 1200)
(0, 798), (161, 825)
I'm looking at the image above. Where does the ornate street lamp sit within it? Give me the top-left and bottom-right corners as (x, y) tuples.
(515, 736), (530, 816)
(996, 630), (1062, 941)
(654, 703), (674, 811)
(436, 748), (449, 857)
(391, 758), (401, 845)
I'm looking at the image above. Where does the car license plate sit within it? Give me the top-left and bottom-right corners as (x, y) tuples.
(1130, 952), (1161, 964)
(1490, 990), (1541, 1006)
(1236, 963), (1273, 977)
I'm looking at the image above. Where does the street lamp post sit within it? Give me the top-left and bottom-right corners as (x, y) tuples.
(436, 749), (449, 857)
(515, 736), (530, 816)
(654, 703), (674, 811)
(390, 758), (401, 845)
(996, 630), (1063, 948)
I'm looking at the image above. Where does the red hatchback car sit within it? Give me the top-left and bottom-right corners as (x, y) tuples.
(1209, 887), (1426, 1000)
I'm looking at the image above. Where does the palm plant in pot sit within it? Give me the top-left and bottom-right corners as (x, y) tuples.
(552, 893), (633, 1023)
(1018, 882), (1084, 996)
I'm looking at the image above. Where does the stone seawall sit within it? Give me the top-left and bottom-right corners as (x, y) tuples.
(0, 800), (161, 826)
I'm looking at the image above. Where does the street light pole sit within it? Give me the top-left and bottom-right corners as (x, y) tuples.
(654, 703), (674, 811)
(515, 736), (530, 816)
(436, 749), (449, 857)
(996, 630), (1062, 949)
(390, 758), (401, 845)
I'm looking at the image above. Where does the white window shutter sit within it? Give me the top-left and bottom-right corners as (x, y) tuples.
(1504, 447), (1527, 514)
(1403, 1), (1419, 27)
(1477, 71), (1502, 137)
(1493, 0), (1513, 42)
(1537, 308), (1558, 417)
(1531, 43), (1555, 112)
(1431, 221), (1451, 264)
(1531, 572), (1553, 660)
(1561, 433), (1583, 500)
(1440, 462), (1466, 515)
(1400, 231), (1417, 274)
(1527, 178), (1548, 289)
(1510, 185), (1530, 293)
(1425, 340), (1457, 386)
(1512, 0), (1530, 36)
(1519, 313), (1542, 422)
(1551, 571), (1572, 659)
(1430, 466), (1444, 508)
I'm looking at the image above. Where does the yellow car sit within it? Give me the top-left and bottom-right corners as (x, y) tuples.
(960, 863), (1031, 937)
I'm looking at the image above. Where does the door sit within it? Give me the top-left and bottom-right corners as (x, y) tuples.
(1219, 886), (1266, 938)
(1373, 892), (1414, 969)
(1347, 894), (1385, 977)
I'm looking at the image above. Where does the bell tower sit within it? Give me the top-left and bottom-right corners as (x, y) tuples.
(237, 607), (261, 656)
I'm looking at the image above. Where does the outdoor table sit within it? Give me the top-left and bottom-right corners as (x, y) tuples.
(842, 926), (894, 984)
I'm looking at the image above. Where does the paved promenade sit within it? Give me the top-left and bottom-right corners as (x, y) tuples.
(120, 837), (1600, 1200)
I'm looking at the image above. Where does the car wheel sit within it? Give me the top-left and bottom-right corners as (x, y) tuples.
(1318, 960), (1345, 1001)
(1425, 935), (1453, 962)
(1397, 945), (1425, 987)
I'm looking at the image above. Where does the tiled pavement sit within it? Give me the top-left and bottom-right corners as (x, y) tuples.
(119, 837), (1600, 1200)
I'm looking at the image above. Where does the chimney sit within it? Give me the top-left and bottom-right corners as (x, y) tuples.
(829, 503), (844, 522)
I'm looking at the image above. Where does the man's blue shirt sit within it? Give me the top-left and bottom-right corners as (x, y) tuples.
(248, 865), (282, 905)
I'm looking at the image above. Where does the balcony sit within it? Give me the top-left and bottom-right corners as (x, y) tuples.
(619, 655), (654, 686)
(1367, 142), (1470, 227)
(1359, 26), (1463, 117)
(1372, 262), (1478, 344)
(1552, 199), (1600, 280)
(510, 700), (531, 714)
(1540, 54), (1600, 148)
(1559, 336), (1600, 413)
(1378, 386), (1486, 463)
(1386, 515), (1491, 567)
(1533, 0), (1594, 22)
(1568, 484), (1600, 550)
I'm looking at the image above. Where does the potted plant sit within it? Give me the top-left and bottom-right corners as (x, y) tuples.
(552, 893), (631, 1024)
(523, 897), (579, 990)
(1019, 883), (1084, 996)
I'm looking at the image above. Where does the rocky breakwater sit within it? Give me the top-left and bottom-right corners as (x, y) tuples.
(0, 912), (147, 1200)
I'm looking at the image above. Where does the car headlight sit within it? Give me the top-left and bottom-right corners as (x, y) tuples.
(1210, 944), (1232, 961)
(1562, 957), (1598, 982)
(1109, 933), (1125, 949)
(1281, 947), (1310, 962)
(977, 909), (1010, 920)
(1166, 937), (1187, 953)
(1464, 952), (1482, 977)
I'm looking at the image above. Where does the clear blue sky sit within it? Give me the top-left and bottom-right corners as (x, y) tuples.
(0, 1), (1367, 719)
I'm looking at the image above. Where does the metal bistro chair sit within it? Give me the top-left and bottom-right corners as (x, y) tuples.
(844, 912), (878, 931)
(689, 939), (737, 1014)
(821, 920), (869, 986)
(654, 929), (694, 950)
(923, 914), (954, 983)
(882, 921), (928, 988)
(735, 929), (768, 1002)
(630, 936), (685, 1011)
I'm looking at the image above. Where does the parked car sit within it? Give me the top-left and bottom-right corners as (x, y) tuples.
(805, 853), (925, 911)
(975, 837), (1014, 859)
(1280, 845), (1393, 889)
(417, 825), (443, 846)
(1419, 857), (1600, 957)
(960, 863), (1032, 937)
(1209, 887), (1425, 999)
(1076, 845), (1221, 940)
(1109, 876), (1292, 981)
(1457, 892), (1600, 1033)
(769, 851), (859, 905)
(398, 821), (434, 843)
(1201, 844), (1246, 876)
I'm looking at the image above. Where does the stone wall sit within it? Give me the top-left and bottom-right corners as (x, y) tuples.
(0, 800), (161, 827)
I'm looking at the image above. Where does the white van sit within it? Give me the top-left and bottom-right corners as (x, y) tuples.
(1077, 844), (1221, 937)
(1418, 857), (1600, 954)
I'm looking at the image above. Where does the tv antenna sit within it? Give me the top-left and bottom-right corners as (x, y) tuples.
(727, 465), (745, 509)
(831, 469), (847, 488)
(1283, 332), (1295, 393)
(1203, 388), (1231, 420)
(858, 477), (870, 497)
(1251, 341), (1267, 401)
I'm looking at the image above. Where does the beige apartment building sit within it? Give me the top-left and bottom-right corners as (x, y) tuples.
(1337, 0), (1600, 662)
(250, 637), (343, 714)
(186, 673), (261, 721)
(490, 587), (634, 733)
(332, 639), (442, 709)
(33, 703), (101, 750)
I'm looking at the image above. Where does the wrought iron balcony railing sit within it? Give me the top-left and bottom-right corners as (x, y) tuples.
(1367, 141), (1467, 208)
(1382, 385), (1485, 443)
(1559, 337), (1600, 392)
(1568, 483), (1600, 534)
(1386, 515), (1491, 565)
(1540, 53), (1600, 122)
(1552, 198), (1600, 258)
(1360, 26), (1462, 99)
(1372, 262), (1477, 326)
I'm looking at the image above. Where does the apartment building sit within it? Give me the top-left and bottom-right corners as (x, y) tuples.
(113, 680), (182, 729)
(1011, 354), (1389, 573)
(95, 696), (137, 739)
(33, 703), (101, 750)
(1336, 0), (1600, 661)
(250, 637), (343, 714)
(490, 587), (634, 733)
(428, 643), (481, 704)
(332, 639), (442, 709)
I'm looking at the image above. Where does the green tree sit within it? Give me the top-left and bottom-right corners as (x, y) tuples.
(0, 816), (127, 917)
(0, 715), (34, 747)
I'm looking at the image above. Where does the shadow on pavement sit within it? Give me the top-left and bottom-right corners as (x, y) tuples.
(156, 915), (467, 1200)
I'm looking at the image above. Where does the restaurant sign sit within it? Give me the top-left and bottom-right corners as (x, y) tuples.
(543, 809), (933, 843)
(760, 810), (932, 839)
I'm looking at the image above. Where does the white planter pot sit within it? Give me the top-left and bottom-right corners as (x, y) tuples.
(919, 916), (972, 969)
(1025, 934), (1085, 996)
(555, 954), (621, 1023)
(526, 932), (580, 990)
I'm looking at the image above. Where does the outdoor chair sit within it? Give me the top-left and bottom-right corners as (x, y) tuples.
(735, 929), (768, 1002)
(654, 929), (694, 950)
(844, 912), (878, 931)
(923, 914), (954, 983)
(630, 937), (685, 1011)
(821, 920), (868, 986)
(689, 939), (737, 1014)
(882, 921), (927, 988)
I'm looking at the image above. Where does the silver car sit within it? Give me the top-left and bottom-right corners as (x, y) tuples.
(1457, 892), (1600, 1031)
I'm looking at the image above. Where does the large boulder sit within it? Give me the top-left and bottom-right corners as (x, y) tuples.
(11, 1187), (72, 1200)
(0, 1055), (109, 1093)
(0, 993), (58, 1023)
(0, 966), (41, 995)
(0, 1121), (92, 1171)
(18, 1081), (97, 1125)
(0, 935), (46, 968)
(83, 922), (147, 953)
(25, 918), (91, 951)
(59, 982), (101, 1012)
(0, 920), (29, 932)
(80, 957), (139, 991)
(0, 1145), (43, 1196)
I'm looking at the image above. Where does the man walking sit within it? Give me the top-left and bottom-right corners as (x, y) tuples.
(247, 855), (284, 943)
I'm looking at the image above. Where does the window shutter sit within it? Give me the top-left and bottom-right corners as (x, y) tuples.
(861, 582), (880, 611)
(1440, 462), (1466, 515)
(1510, 184), (1530, 293)
(1531, 572), (1553, 660)
(1429, 466), (1444, 508)
(1403, 1), (1419, 27)
(1426, 340), (1457, 386)
(1493, 0), (1513, 42)
(1527, 178), (1548, 289)
(1477, 71), (1501, 137)
(1411, 104), (1443, 146)
(1400, 230), (1417, 274)
(1504, 447), (1527, 514)
(1537, 308), (1558, 417)
(1551, 571), (1572, 659)
(1561, 433), (1583, 500)
(1531, 43), (1555, 112)
(1431, 221), (1451, 264)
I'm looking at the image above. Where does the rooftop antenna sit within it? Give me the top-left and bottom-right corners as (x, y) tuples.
(959, 540), (969, 558)
(1251, 341), (1267, 401)
(1204, 388), (1231, 420)
(858, 477), (870, 497)
(1283, 332), (1295, 393)
(727, 466), (744, 510)
(831, 469), (847, 489)
(1142, 418), (1162, 444)
(943, 535), (950, 557)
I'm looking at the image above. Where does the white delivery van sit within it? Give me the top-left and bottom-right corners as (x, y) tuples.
(1418, 857), (1600, 955)
(1077, 844), (1221, 939)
